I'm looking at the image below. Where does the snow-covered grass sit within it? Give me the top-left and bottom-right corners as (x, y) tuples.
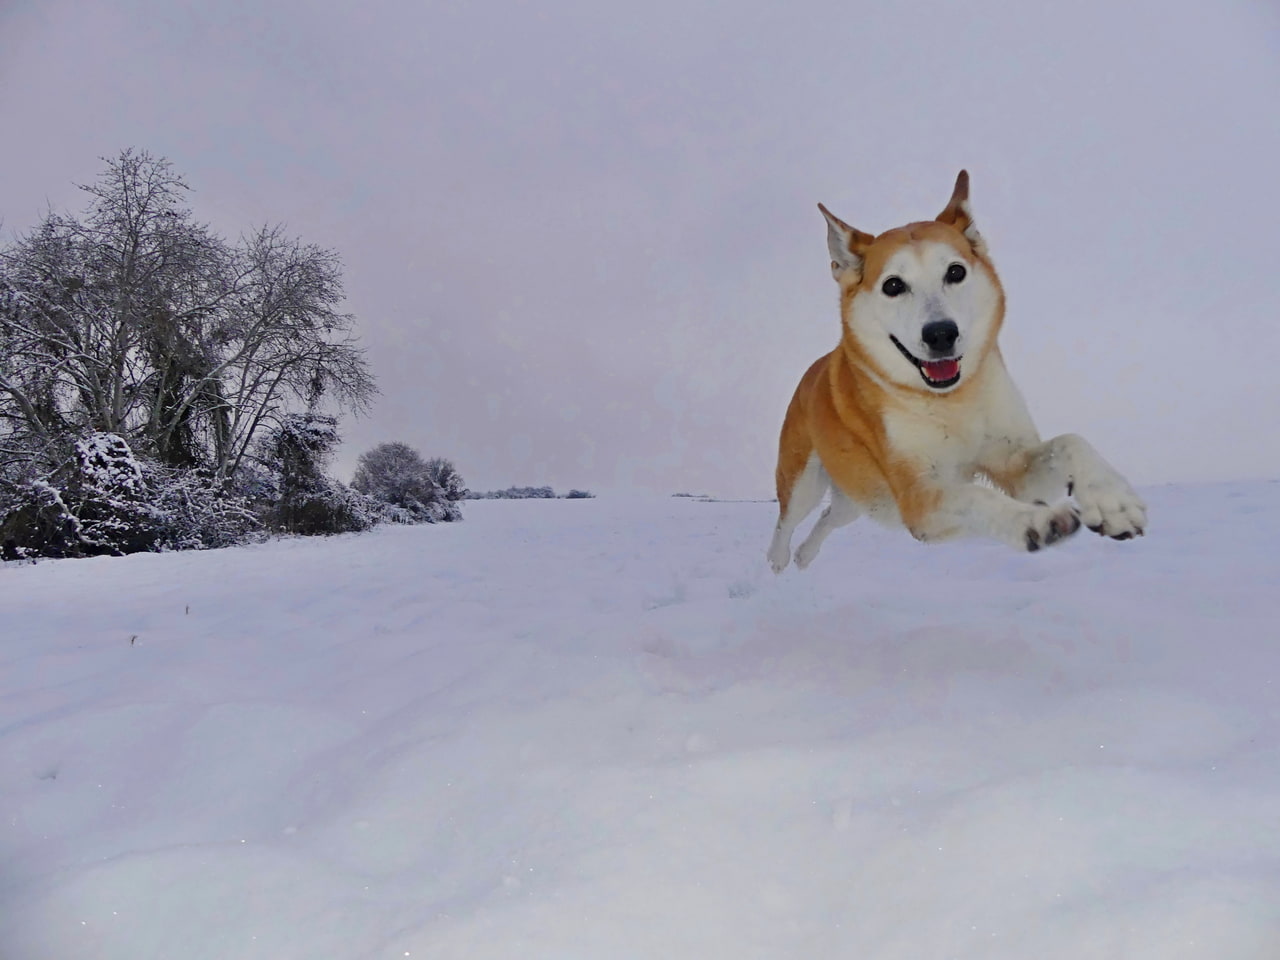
(2, 482), (1278, 959)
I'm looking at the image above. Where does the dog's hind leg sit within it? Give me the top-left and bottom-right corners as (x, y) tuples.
(794, 488), (860, 569)
(768, 454), (827, 573)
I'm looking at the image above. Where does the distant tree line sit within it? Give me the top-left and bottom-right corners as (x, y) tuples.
(466, 486), (594, 499)
(0, 150), (461, 559)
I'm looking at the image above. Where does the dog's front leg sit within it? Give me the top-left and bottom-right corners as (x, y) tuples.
(903, 482), (1081, 552)
(1017, 434), (1147, 540)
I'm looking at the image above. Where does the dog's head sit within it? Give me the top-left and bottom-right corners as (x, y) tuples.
(819, 171), (1004, 393)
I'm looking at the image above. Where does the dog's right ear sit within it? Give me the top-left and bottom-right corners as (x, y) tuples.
(818, 203), (874, 282)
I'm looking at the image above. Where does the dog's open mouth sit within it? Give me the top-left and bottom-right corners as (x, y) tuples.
(890, 336), (962, 389)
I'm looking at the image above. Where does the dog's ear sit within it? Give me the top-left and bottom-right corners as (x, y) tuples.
(936, 169), (987, 256)
(818, 203), (874, 281)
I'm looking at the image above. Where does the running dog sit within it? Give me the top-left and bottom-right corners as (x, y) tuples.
(769, 171), (1146, 572)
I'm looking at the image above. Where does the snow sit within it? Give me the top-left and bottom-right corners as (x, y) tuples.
(2, 481), (1279, 959)
(74, 433), (145, 496)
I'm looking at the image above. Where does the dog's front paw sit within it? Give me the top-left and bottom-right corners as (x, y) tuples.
(1071, 472), (1147, 541)
(1022, 502), (1081, 552)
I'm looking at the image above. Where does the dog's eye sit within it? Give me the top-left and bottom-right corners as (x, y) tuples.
(945, 263), (967, 284)
(881, 276), (907, 297)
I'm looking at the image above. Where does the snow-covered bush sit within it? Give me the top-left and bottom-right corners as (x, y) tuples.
(148, 466), (262, 551)
(0, 433), (262, 557)
(273, 479), (378, 536)
(64, 434), (159, 554)
(0, 422), (471, 559)
(351, 442), (463, 523)
(0, 478), (85, 558)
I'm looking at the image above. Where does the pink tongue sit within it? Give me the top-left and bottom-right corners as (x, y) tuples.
(922, 359), (959, 382)
(921, 360), (962, 384)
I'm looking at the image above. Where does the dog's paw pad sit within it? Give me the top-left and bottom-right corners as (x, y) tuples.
(1023, 503), (1080, 553)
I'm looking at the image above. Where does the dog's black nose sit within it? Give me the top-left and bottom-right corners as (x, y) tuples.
(921, 319), (959, 355)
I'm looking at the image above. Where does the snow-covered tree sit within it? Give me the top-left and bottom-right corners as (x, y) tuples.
(351, 442), (462, 522)
(424, 457), (466, 502)
(0, 149), (375, 484)
(262, 414), (373, 535)
(1, 150), (381, 557)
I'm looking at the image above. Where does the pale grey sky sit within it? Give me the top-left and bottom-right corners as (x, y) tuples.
(2, 0), (1278, 495)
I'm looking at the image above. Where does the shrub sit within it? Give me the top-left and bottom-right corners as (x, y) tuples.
(351, 442), (463, 523)
(0, 433), (262, 557)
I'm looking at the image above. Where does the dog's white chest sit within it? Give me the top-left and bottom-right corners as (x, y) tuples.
(882, 404), (986, 480)
(881, 357), (1037, 483)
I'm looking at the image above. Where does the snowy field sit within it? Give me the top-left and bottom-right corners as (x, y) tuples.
(2, 482), (1279, 960)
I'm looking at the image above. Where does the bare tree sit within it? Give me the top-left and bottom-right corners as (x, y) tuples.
(207, 225), (376, 481)
(1, 151), (230, 467)
(1, 150), (376, 485)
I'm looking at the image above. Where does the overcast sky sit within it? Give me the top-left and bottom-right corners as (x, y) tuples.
(2, 0), (1278, 496)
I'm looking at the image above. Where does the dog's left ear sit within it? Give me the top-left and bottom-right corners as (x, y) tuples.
(936, 169), (987, 256)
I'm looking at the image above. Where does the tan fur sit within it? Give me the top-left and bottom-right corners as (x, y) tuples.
(777, 220), (1005, 537)
(770, 171), (1147, 570)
